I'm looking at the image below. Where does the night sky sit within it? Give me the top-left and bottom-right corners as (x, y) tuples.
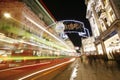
(40, 0), (92, 47)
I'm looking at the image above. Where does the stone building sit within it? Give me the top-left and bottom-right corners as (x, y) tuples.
(0, 0), (69, 58)
(85, 0), (120, 59)
(82, 37), (96, 54)
(0, 0), (55, 39)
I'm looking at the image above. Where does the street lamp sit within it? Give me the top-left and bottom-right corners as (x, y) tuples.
(3, 12), (11, 18)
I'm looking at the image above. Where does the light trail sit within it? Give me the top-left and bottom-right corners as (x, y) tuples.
(18, 58), (76, 80)
(0, 62), (50, 72)
(3, 12), (73, 52)
(0, 56), (60, 61)
(31, 61), (64, 80)
(24, 14), (72, 51)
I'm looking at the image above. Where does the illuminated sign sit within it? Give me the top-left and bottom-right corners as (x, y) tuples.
(63, 21), (83, 31)
(62, 20), (90, 37)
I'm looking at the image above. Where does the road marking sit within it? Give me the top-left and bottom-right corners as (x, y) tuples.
(31, 62), (64, 80)
(0, 62), (50, 72)
(70, 63), (78, 80)
(18, 58), (76, 80)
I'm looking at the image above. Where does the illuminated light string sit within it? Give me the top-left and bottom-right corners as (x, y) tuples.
(61, 20), (85, 27)
(60, 20), (90, 37)
(47, 20), (85, 29)
(64, 31), (85, 35)
(47, 20), (90, 37)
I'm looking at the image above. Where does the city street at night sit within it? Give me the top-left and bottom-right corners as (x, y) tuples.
(0, 0), (120, 80)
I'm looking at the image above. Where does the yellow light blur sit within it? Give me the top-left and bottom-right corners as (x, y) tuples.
(0, 56), (62, 61)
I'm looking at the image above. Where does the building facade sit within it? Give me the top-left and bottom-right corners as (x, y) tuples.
(86, 0), (120, 59)
(82, 37), (96, 55)
(0, 0), (67, 60)
(0, 0), (54, 39)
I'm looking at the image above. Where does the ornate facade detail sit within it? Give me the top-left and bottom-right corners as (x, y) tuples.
(85, 0), (120, 59)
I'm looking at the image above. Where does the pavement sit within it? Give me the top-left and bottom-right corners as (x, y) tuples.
(75, 56), (120, 80)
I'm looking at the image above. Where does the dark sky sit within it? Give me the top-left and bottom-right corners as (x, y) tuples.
(40, 0), (92, 47)
(41, 0), (91, 31)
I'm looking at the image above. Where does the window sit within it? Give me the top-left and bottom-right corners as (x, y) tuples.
(109, 10), (113, 16)
(109, 10), (116, 22)
(92, 18), (95, 24)
(14, 49), (23, 53)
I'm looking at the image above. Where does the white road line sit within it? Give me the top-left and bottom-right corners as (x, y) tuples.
(0, 62), (50, 72)
(70, 63), (78, 80)
(18, 58), (76, 80)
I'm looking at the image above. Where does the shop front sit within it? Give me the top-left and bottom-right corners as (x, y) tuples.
(104, 34), (120, 59)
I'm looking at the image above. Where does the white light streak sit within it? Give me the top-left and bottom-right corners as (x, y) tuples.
(24, 15), (72, 50)
(0, 62), (50, 72)
(18, 58), (75, 80)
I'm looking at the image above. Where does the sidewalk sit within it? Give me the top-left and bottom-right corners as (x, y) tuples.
(75, 57), (120, 80)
